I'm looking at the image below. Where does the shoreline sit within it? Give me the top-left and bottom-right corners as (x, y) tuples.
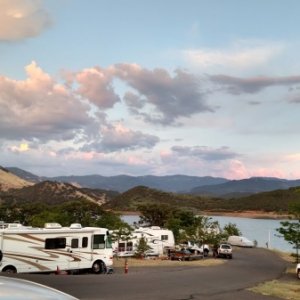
(117, 210), (290, 220)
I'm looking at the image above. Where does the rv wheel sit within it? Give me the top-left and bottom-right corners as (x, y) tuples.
(2, 266), (17, 273)
(92, 261), (106, 274)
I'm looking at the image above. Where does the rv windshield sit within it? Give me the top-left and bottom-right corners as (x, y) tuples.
(106, 235), (112, 248)
(93, 234), (105, 249)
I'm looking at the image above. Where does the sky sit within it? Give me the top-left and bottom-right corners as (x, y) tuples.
(1, 0), (300, 179)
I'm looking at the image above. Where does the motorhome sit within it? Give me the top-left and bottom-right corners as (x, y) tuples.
(0, 222), (113, 274)
(113, 226), (175, 257)
(227, 235), (254, 248)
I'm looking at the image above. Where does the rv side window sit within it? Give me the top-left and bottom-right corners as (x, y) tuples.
(71, 238), (79, 248)
(93, 234), (105, 249)
(161, 235), (168, 241)
(118, 242), (125, 252)
(82, 237), (88, 248)
(126, 242), (133, 251)
(45, 238), (66, 249)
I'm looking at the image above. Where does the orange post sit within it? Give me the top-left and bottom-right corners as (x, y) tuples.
(124, 258), (128, 274)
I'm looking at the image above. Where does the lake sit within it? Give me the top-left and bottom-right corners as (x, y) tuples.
(121, 215), (294, 253)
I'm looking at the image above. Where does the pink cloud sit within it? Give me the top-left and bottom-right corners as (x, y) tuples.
(76, 67), (120, 109)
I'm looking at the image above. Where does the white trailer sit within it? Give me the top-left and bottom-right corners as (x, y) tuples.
(113, 226), (175, 257)
(0, 222), (113, 274)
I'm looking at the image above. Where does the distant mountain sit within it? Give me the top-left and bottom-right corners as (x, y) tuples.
(3, 180), (119, 206)
(190, 177), (300, 197)
(6, 166), (300, 197)
(6, 168), (228, 192)
(6, 167), (45, 183)
(0, 166), (33, 191)
(41, 174), (228, 193)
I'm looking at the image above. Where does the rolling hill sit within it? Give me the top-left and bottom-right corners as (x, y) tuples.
(0, 180), (119, 206)
(103, 185), (300, 214)
(0, 166), (33, 191)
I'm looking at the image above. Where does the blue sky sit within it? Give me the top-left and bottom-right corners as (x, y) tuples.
(1, 0), (300, 179)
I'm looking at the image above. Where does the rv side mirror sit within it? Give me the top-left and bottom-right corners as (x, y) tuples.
(0, 250), (2, 262)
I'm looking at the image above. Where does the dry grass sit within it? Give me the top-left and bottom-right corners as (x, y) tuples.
(0, 169), (33, 191)
(249, 280), (300, 300)
(113, 257), (225, 268)
(249, 249), (300, 299)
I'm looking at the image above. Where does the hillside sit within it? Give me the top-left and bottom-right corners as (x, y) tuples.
(1, 181), (119, 206)
(0, 166), (33, 191)
(103, 185), (300, 214)
(6, 167), (45, 183)
(102, 185), (207, 211)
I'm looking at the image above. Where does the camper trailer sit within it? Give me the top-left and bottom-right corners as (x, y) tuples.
(0, 222), (113, 274)
(113, 226), (175, 257)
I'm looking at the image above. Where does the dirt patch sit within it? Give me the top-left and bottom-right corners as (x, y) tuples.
(113, 257), (224, 268)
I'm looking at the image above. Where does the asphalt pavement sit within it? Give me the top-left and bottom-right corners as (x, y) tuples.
(4, 247), (289, 300)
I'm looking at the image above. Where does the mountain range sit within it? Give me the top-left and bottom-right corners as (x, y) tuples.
(6, 167), (300, 197)
(1, 166), (300, 214)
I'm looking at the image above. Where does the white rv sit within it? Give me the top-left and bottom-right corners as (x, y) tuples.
(113, 226), (175, 257)
(0, 222), (113, 274)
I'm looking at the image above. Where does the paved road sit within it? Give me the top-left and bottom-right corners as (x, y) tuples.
(6, 248), (287, 300)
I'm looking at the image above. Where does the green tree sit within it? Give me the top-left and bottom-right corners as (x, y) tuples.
(277, 202), (300, 263)
(138, 203), (175, 227)
(223, 222), (242, 237)
(135, 237), (151, 258)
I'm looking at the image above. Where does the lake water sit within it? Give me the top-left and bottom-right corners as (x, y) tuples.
(121, 215), (294, 253)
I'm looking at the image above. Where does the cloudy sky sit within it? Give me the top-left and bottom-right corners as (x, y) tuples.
(1, 0), (300, 179)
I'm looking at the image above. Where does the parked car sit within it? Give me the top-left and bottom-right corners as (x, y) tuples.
(217, 243), (233, 259)
(170, 249), (193, 261)
(0, 276), (78, 300)
(296, 263), (300, 279)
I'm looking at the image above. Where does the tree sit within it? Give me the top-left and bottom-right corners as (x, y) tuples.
(277, 202), (300, 263)
(135, 237), (151, 258)
(138, 203), (175, 227)
(223, 222), (242, 237)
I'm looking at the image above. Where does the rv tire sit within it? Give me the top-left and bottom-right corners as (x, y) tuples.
(92, 260), (106, 274)
(2, 266), (17, 273)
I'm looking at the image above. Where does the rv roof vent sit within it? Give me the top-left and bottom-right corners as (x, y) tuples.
(150, 226), (161, 230)
(44, 222), (62, 229)
(70, 223), (82, 229)
(7, 223), (24, 229)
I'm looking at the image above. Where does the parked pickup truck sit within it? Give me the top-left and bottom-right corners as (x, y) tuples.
(296, 263), (300, 279)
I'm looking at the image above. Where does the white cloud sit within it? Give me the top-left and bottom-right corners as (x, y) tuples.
(183, 41), (284, 71)
(0, 0), (51, 41)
